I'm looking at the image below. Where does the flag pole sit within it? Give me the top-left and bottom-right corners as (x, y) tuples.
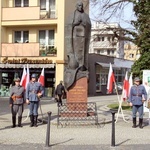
(114, 81), (128, 123)
(23, 64), (30, 122)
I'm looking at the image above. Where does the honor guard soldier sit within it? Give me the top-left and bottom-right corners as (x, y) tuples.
(129, 77), (147, 129)
(9, 77), (25, 128)
(26, 74), (44, 127)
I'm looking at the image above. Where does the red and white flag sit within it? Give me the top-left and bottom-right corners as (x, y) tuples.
(20, 65), (27, 89)
(107, 63), (115, 93)
(122, 71), (129, 100)
(25, 64), (30, 89)
(128, 73), (133, 97)
(38, 68), (44, 86)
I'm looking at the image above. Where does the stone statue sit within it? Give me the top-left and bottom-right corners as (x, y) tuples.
(64, 1), (91, 90)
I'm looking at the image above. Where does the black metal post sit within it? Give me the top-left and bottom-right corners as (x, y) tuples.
(45, 111), (52, 147)
(110, 109), (117, 147)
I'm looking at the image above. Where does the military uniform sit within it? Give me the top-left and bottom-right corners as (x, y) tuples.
(129, 77), (147, 128)
(26, 74), (44, 127)
(9, 78), (25, 128)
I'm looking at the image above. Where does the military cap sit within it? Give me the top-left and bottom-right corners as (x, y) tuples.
(14, 77), (20, 82)
(31, 74), (37, 78)
(134, 77), (140, 81)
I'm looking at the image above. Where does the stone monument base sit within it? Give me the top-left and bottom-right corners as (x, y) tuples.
(65, 77), (88, 117)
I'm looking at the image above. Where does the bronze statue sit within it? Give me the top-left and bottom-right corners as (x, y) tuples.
(64, 1), (91, 90)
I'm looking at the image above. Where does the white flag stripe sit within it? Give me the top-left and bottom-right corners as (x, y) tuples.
(20, 65), (26, 86)
(25, 64), (30, 89)
(128, 73), (133, 96)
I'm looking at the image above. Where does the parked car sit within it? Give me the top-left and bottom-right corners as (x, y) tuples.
(113, 82), (123, 94)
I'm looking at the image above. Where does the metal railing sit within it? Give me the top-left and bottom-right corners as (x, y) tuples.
(57, 102), (98, 127)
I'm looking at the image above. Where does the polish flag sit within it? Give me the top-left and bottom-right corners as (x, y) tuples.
(20, 65), (27, 89)
(128, 73), (133, 97)
(25, 64), (30, 89)
(107, 63), (115, 93)
(38, 68), (44, 86)
(122, 71), (129, 100)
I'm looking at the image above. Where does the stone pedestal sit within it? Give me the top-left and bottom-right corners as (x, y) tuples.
(66, 77), (88, 117)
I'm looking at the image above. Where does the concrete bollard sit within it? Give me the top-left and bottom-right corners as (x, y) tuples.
(110, 109), (117, 147)
(45, 111), (52, 147)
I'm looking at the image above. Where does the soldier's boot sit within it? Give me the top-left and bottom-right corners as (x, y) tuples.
(132, 118), (136, 128)
(18, 116), (23, 127)
(139, 118), (143, 129)
(34, 115), (38, 127)
(30, 115), (34, 127)
(12, 116), (16, 128)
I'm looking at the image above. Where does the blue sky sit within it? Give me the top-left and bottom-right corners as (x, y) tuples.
(89, 0), (136, 30)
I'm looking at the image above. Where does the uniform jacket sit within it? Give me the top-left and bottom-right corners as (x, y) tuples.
(26, 81), (44, 102)
(9, 85), (25, 104)
(55, 83), (65, 95)
(129, 84), (147, 105)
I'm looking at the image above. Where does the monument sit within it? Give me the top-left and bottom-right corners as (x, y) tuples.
(64, 1), (91, 106)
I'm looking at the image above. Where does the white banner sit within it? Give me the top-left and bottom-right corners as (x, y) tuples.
(143, 70), (150, 114)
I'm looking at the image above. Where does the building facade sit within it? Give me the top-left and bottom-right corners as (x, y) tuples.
(89, 22), (124, 59)
(88, 54), (134, 96)
(124, 43), (138, 60)
(0, 0), (89, 97)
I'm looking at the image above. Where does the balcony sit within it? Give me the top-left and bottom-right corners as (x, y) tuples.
(39, 45), (57, 56)
(92, 41), (117, 49)
(2, 43), (40, 56)
(1, 7), (57, 26)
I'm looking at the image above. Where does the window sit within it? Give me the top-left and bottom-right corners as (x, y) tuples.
(107, 50), (110, 55)
(93, 35), (100, 41)
(129, 53), (134, 58)
(15, 0), (21, 7)
(39, 30), (54, 45)
(49, 0), (56, 18)
(39, 30), (46, 45)
(102, 37), (105, 41)
(97, 50), (100, 54)
(107, 37), (111, 41)
(48, 30), (54, 45)
(40, 0), (46, 10)
(2, 73), (13, 84)
(100, 50), (104, 54)
(14, 31), (29, 43)
(24, 0), (29, 7)
(96, 67), (108, 92)
(39, 30), (55, 56)
(15, 0), (29, 7)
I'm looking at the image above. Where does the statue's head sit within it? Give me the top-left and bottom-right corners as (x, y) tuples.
(76, 1), (84, 12)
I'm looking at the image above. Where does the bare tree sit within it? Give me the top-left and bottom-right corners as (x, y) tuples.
(90, 0), (137, 41)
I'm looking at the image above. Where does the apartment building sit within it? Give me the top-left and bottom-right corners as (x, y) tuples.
(89, 22), (124, 58)
(124, 43), (138, 60)
(0, 0), (89, 97)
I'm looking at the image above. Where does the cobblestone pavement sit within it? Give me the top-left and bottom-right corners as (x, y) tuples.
(0, 96), (150, 150)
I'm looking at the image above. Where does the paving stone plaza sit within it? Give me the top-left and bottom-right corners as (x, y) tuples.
(0, 95), (150, 150)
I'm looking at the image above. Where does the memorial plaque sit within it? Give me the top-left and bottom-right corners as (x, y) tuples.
(65, 77), (87, 117)
(67, 77), (87, 103)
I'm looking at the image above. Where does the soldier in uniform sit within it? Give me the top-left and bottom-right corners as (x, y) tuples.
(55, 81), (66, 107)
(129, 77), (147, 129)
(9, 77), (25, 128)
(26, 74), (44, 127)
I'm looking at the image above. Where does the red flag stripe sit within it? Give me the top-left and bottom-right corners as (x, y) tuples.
(122, 72), (129, 100)
(107, 63), (115, 93)
(38, 68), (44, 86)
